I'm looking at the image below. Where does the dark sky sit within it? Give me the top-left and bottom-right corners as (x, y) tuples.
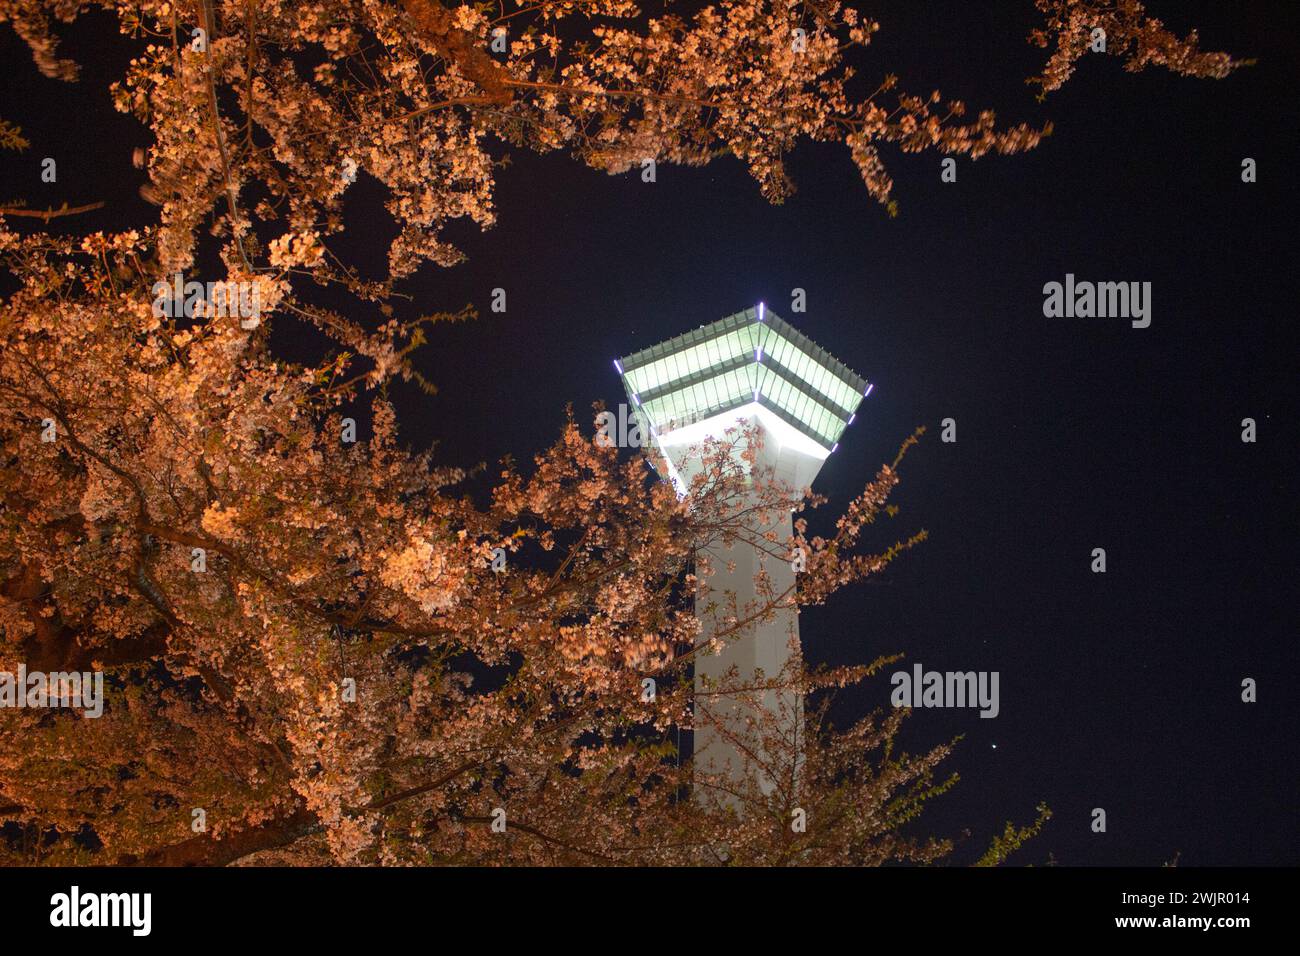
(2, 1), (1295, 865)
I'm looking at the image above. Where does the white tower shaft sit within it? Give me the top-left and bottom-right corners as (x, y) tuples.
(693, 501), (802, 801)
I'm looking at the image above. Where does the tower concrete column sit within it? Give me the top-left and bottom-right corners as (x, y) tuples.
(693, 499), (801, 800)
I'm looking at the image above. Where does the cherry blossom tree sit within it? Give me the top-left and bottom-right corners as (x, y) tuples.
(0, 0), (1239, 864)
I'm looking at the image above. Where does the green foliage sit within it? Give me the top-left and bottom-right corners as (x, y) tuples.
(975, 801), (1053, 866)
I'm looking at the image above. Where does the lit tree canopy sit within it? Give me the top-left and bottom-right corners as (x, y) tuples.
(0, 1), (1240, 864)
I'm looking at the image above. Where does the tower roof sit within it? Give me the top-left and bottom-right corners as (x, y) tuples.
(616, 306), (868, 453)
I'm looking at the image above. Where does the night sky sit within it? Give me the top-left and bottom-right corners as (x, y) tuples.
(2, 1), (1294, 866)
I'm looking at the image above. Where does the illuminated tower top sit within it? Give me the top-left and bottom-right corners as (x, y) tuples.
(614, 305), (870, 494)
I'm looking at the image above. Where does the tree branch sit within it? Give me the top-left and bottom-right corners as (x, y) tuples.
(119, 805), (319, 866)
(0, 201), (105, 222)
(401, 0), (514, 105)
